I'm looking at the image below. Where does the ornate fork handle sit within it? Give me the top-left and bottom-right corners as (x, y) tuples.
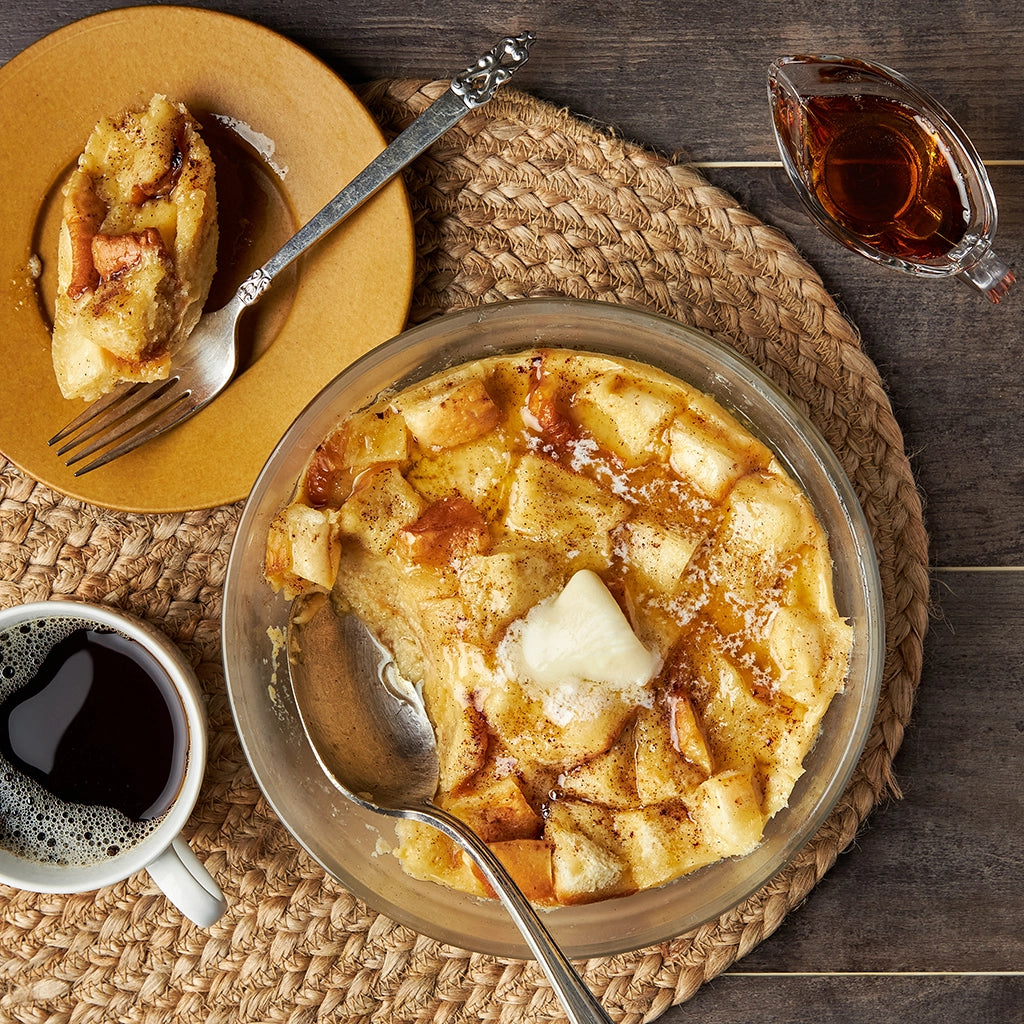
(452, 32), (536, 108)
(237, 31), (536, 306)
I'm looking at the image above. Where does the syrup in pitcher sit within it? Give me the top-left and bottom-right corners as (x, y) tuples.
(768, 55), (1015, 302)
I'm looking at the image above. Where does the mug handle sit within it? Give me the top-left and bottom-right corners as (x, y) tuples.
(146, 836), (227, 927)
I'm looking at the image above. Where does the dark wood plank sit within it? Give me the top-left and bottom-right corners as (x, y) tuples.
(12, 0), (1024, 160)
(661, 974), (1024, 1024)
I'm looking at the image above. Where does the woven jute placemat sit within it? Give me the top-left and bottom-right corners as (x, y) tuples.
(0, 81), (929, 1023)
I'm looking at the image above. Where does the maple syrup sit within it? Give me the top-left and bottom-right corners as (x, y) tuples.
(770, 55), (1014, 301)
(777, 91), (969, 262)
(198, 113), (299, 369)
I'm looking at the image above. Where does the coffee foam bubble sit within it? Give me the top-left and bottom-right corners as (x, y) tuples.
(0, 616), (164, 866)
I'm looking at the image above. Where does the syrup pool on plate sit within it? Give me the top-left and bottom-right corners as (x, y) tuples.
(198, 112), (299, 369)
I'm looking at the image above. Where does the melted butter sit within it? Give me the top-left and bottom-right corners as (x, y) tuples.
(496, 569), (660, 726)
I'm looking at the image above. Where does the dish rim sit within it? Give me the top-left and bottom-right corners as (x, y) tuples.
(223, 296), (885, 958)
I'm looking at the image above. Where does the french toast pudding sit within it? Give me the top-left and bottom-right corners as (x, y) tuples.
(265, 347), (853, 905)
(52, 94), (218, 400)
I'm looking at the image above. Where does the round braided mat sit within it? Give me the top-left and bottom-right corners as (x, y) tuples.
(0, 81), (929, 1023)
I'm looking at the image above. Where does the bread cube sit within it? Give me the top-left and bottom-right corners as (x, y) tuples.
(504, 453), (628, 566)
(264, 503), (342, 597)
(397, 373), (501, 449)
(612, 808), (719, 888)
(406, 434), (511, 519)
(341, 408), (410, 470)
(769, 605), (826, 703)
(619, 518), (699, 591)
(479, 840), (555, 903)
(723, 469), (819, 558)
(393, 820), (488, 898)
(338, 466), (426, 554)
(444, 776), (543, 842)
(457, 551), (557, 643)
(573, 371), (675, 462)
(546, 801), (627, 902)
(557, 734), (639, 807)
(668, 415), (747, 501)
(428, 679), (490, 795)
(692, 770), (765, 856)
(632, 702), (708, 804)
(694, 646), (766, 770)
(396, 495), (491, 566)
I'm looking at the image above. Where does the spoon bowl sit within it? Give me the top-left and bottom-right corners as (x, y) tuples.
(288, 596), (439, 809)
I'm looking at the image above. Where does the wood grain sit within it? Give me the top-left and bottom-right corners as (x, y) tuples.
(4, 2), (1022, 1022)
(14, 1), (1024, 159)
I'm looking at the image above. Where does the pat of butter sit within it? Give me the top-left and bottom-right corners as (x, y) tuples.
(498, 570), (661, 724)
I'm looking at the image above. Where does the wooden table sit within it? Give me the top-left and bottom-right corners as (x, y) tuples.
(4, 2), (1022, 1022)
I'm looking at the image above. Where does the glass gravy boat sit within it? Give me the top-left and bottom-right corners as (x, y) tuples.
(768, 54), (1015, 303)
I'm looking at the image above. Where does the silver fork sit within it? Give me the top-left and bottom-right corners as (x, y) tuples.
(50, 31), (535, 476)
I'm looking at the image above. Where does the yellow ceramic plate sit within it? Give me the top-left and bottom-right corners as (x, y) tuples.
(0, 6), (414, 512)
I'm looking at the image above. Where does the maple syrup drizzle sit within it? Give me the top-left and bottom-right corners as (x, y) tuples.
(782, 92), (970, 261)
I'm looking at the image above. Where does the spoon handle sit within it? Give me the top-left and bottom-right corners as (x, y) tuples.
(235, 31), (535, 306)
(424, 806), (615, 1024)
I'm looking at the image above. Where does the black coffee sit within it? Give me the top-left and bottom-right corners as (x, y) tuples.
(0, 616), (189, 865)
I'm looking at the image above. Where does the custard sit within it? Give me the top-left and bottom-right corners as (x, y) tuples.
(266, 348), (852, 904)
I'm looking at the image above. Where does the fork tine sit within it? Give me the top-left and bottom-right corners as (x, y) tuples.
(48, 381), (146, 447)
(62, 385), (190, 465)
(50, 375), (187, 454)
(67, 390), (196, 476)
(54, 377), (184, 458)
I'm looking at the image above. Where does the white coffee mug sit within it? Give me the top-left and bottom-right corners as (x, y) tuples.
(0, 601), (227, 927)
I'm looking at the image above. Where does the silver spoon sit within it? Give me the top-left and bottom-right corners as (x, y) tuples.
(288, 597), (614, 1024)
